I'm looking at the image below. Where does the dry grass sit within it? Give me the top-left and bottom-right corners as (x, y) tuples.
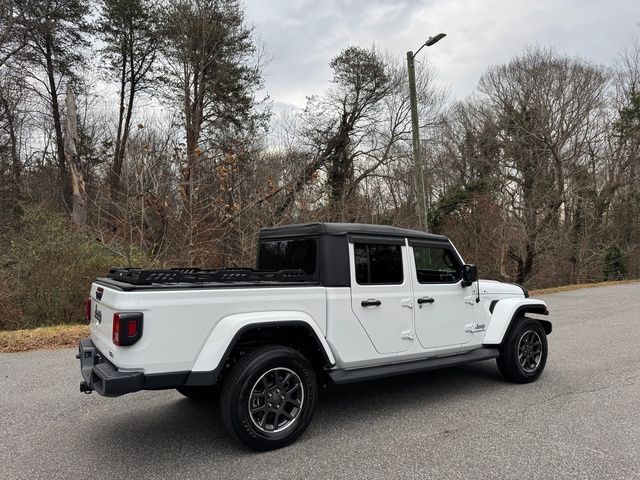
(530, 279), (640, 296)
(1, 279), (639, 353)
(0, 324), (90, 353)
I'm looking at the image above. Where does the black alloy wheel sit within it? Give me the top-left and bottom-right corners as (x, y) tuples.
(517, 330), (543, 373)
(248, 367), (304, 433)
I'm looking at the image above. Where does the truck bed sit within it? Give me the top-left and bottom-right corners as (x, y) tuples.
(99, 267), (319, 291)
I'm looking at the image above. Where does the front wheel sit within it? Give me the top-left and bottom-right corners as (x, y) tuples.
(220, 345), (318, 451)
(497, 317), (548, 383)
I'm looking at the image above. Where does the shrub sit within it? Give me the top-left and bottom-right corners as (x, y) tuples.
(0, 279), (23, 327)
(602, 244), (627, 281)
(0, 205), (153, 330)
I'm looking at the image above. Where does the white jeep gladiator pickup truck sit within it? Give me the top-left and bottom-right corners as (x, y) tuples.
(78, 223), (551, 450)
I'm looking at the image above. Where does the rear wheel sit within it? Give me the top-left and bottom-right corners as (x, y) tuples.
(220, 345), (318, 451)
(497, 317), (548, 383)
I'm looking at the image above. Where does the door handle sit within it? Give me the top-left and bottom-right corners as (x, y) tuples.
(417, 297), (435, 305)
(361, 299), (382, 307)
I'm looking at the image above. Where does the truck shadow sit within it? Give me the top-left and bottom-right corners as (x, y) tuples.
(93, 360), (503, 460)
(316, 361), (502, 431)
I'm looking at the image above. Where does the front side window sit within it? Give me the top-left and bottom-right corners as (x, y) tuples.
(354, 243), (403, 285)
(258, 238), (317, 274)
(413, 245), (461, 283)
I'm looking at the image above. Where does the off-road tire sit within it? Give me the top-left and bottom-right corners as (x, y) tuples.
(220, 345), (318, 451)
(497, 317), (548, 383)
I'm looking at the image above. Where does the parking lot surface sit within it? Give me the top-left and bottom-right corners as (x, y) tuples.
(1, 284), (639, 479)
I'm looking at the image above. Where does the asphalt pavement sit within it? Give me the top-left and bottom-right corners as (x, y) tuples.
(1, 283), (639, 479)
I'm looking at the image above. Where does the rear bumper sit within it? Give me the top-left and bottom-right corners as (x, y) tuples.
(78, 339), (144, 396)
(77, 338), (190, 397)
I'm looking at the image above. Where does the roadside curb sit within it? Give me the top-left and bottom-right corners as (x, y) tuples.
(530, 279), (640, 296)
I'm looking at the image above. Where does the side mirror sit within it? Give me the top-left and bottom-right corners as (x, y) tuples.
(461, 264), (478, 287)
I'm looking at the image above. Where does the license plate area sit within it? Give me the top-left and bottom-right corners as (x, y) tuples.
(78, 339), (104, 384)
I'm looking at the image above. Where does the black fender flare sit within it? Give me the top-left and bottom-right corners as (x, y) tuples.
(185, 320), (334, 386)
(503, 305), (552, 343)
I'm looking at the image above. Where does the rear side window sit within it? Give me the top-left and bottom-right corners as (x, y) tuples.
(354, 244), (403, 285)
(413, 245), (461, 283)
(258, 238), (317, 274)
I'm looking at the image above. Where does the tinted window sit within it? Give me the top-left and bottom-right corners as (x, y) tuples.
(413, 246), (461, 283)
(258, 238), (317, 274)
(354, 244), (403, 284)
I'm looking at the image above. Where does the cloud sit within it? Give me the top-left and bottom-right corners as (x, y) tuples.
(245, 0), (640, 107)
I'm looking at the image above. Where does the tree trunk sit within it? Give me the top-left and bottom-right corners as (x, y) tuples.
(45, 38), (72, 208)
(515, 242), (536, 285)
(118, 66), (136, 182)
(110, 33), (138, 192)
(110, 42), (128, 191)
(65, 84), (87, 225)
(0, 92), (20, 195)
(0, 90), (21, 218)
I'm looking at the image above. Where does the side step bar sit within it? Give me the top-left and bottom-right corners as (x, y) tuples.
(328, 347), (500, 385)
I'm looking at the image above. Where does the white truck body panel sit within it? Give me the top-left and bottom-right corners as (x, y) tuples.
(89, 284), (328, 375)
(482, 297), (548, 345)
(324, 287), (477, 370)
(407, 245), (475, 349)
(348, 244), (415, 354)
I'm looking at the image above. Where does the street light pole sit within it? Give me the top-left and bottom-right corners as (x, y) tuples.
(406, 50), (426, 231)
(407, 33), (446, 233)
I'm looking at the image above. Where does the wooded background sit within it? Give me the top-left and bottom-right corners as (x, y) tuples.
(1, 0), (639, 329)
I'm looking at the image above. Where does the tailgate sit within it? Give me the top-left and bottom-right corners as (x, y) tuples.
(87, 282), (146, 368)
(88, 283), (119, 350)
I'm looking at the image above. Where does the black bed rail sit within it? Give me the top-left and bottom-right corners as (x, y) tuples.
(106, 267), (315, 285)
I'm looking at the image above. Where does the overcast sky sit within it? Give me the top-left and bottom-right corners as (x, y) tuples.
(244, 0), (640, 108)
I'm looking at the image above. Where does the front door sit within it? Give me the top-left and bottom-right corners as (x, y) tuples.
(349, 240), (414, 354)
(409, 241), (474, 350)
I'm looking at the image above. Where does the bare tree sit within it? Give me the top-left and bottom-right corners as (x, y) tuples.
(475, 47), (609, 283)
(64, 84), (86, 224)
(160, 0), (265, 202)
(0, 73), (25, 192)
(0, 0), (25, 68)
(14, 0), (90, 208)
(98, 0), (160, 191)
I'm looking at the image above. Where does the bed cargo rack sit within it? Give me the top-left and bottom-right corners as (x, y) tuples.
(106, 267), (315, 285)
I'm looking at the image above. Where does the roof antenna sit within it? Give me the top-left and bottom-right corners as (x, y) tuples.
(475, 266), (481, 303)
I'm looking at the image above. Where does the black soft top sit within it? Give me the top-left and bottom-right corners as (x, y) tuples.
(259, 222), (449, 242)
(98, 223), (451, 291)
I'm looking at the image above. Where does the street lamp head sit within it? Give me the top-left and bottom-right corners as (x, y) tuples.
(425, 33), (446, 47)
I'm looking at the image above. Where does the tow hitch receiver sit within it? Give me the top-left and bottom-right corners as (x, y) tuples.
(80, 381), (93, 394)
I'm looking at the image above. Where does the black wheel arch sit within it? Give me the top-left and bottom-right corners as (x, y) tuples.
(185, 321), (333, 387)
(501, 305), (552, 344)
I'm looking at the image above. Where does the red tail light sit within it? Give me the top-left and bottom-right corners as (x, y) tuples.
(85, 298), (91, 322)
(112, 313), (121, 345)
(127, 319), (137, 336)
(112, 312), (143, 346)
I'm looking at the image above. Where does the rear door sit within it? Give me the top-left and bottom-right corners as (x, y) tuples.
(349, 237), (414, 354)
(409, 240), (474, 349)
